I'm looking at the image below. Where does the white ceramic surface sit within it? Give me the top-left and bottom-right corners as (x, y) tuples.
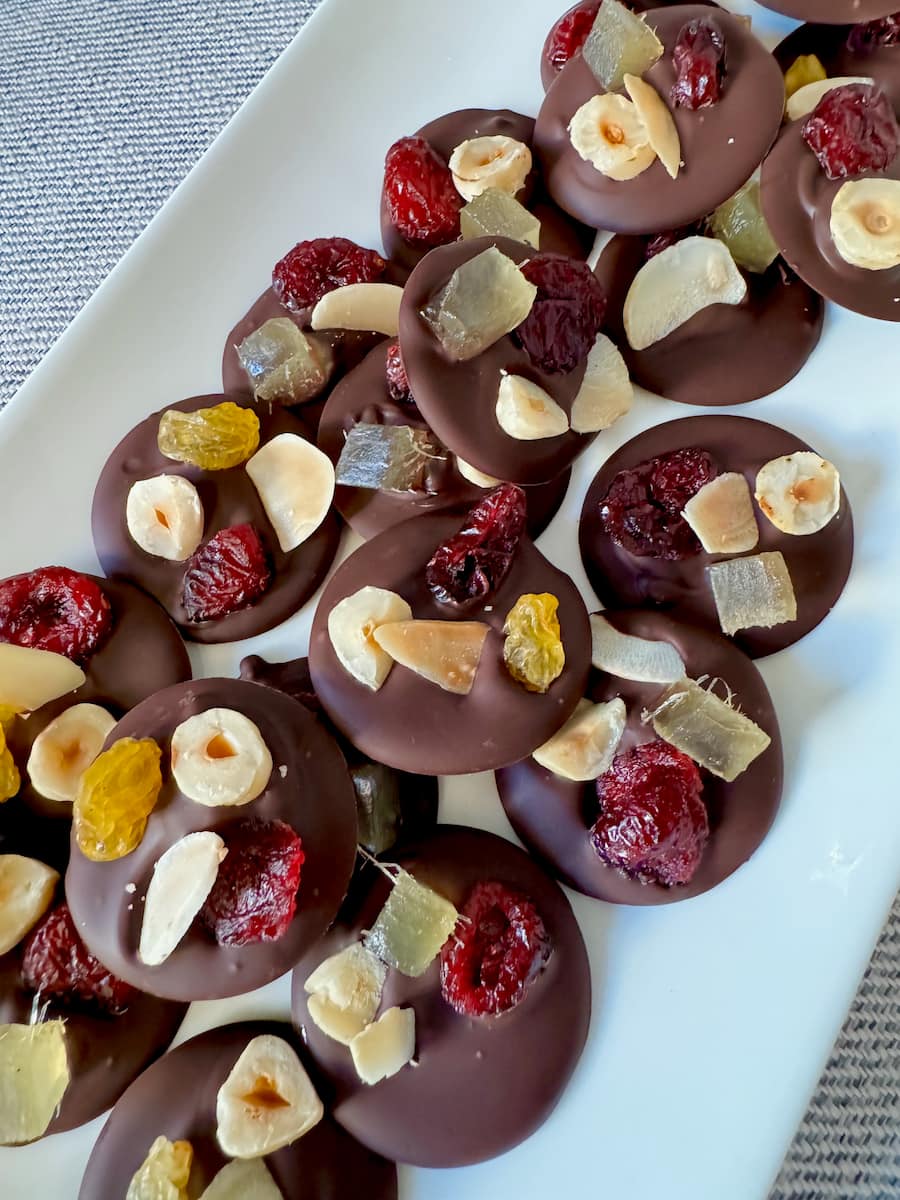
(2, 2), (898, 1197)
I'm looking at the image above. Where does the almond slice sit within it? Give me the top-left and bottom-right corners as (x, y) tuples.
(682, 473), (759, 555)
(569, 333), (633, 434)
(349, 1007), (416, 1086)
(310, 283), (404, 336)
(624, 73), (681, 179)
(496, 374), (569, 441)
(0, 644), (85, 714)
(589, 613), (685, 683)
(533, 697), (627, 781)
(372, 620), (490, 695)
(246, 433), (335, 552)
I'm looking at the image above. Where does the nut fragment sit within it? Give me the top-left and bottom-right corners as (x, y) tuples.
(624, 73), (681, 179)
(648, 677), (771, 782)
(328, 586), (413, 691)
(682, 472), (759, 555)
(199, 1158), (282, 1200)
(246, 433), (335, 553)
(170, 708), (272, 808)
(0, 855), (59, 956)
(569, 333), (633, 434)
(496, 374), (569, 441)
(310, 283), (404, 336)
(449, 135), (532, 201)
(590, 613), (685, 683)
(755, 452), (841, 536)
(0, 1020), (69, 1145)
(349, 1007), (416, 1086)
(126, 475), (205, 562)
(216, 1034), (323, 1158)
(0, 644), (86, 714)
(533, 697), (627, 782)
(455, 457), (502, 488)
(27, 703), (116, 803)
(304, 943), (387, 1045)
(138, 831), (227, 966)
(830, 178), (900, 272)
(707, 552), (797, 637)
(568, 94), (656, 181)
(372, 619), (490, 695)
(787, 77), (875, 122)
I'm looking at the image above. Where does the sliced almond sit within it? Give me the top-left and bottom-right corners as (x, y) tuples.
(0, 855), (59, 956)
(455, 457), (502, 488)
(568, 93), (656, 181)
(648, 677), (771, 782)
(310, 283), (403, 336)
(199, 1157), (282, 1200)
(138, 831), (226, 966)
(246, 433), (335, 552)
(682, 472), (759, 555)
(624, 73), (681, 179)
(787, 76), (875, 121)
(304, 943), (387, 1046)
(570, 333), (633, 434)
(216, 1034), (323, 1158)
(496, 374), (569, 441)
(372, 620), (490, 695)
(449, 136), (532, 201)
(0, 644), (86, 714)
(0, 1020), (69, 1145)
(533, 697), (627, 781)
(27, 703), (116, 803)
(755, 452), (841, 536)
(349, 1007), (416, 1086)
(170, 708), (272, 808)
(589, 613), (685, 683)
(707, 552), (797, 637)
(328, 586), (413, 691)
(830, 178), (900, 272)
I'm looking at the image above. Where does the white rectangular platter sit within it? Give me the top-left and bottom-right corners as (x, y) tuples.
(2, 1), (899, 1197)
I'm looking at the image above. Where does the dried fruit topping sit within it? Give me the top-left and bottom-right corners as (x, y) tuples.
(0, 726), (20, 803)
(600, 448), (718, 560)
(709, 179), (780, 275)
(846, 14), (900, 55)
(707, 551), (797, 637)
(546, 1), (601, 76)
(73, 736), (163, 862)
(584, 0), (664, 92)
(671, 18), (727, 111)
(237, 318), (332, 406)
(216, 1034), (323, 1158)
(158, 402), (260, 471)
(460, 188), (542, 249)
(202, 818), (304, 946)
(126, 1136), (192, 1200)
(0, 567), (112, 663)
(515, 254), (606, 375)
(139, 831), (227, 966)
(364, 868), (459, 977)
(335, 423), (438, 493)
(591, 741), (708, 886)
(0, 855), (59, 955)
(802, 84), (900, 181)
(784, 54), (826, 102)
(648, 677), (771, 782)
(372, 620), (489, 695)
(246, 434), (335, 554)
(21, 902), (136, 1013)
(426, 483), (527, 605)
(385, 341), (412, 402)
(351, 763), (403, 855)
(0, 1020), (69, 1145)
(502, 593), (565, 694)
(440, 880), (551, 1018)
(383, 136), (463, 246)
(182, 524), (272, 623)
(272, 237), (386, 314)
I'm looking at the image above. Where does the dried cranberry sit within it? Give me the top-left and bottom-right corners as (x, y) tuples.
(846, 14), (900, 55)
(383, 136), (462, 247)
(599, 448), (717, 560)
(385, 341), (412, 402)
(546, 1), (601, 75)
(644, 222), (702, 260)
(182, 524), (271, 623)
(801, 83), (900, 181)
(515, 254), (607, 374)
(201, 817), (304, 946)
(0, 567), (112, 663)
(272, 237), (386, 314)
(440, 880), (551, 1017)
(671, 18), (727, 110)
(591, 741), (708, 887)
(426, 483), (527, 605)
(21, 903), (135, 1014)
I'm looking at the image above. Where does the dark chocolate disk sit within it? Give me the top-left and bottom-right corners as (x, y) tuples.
(239, 654), (439, 851)
(291, 825), (591, 1167)
(593, 234), (824, 405)
(92, 394), (342, 644)
(496, 609), (783, 904)
(399, 237), (599, 485)
(774, 22), (900, 110)
(757, 1), (899, 24)
(381, 108), (595, 273)
(78, 1021), (398, 1200)
(534, 6), (785, 234)
(65, 678), (358, 1001)
(760, 118), (900, 323)
(318, 341), (571, 539)
(579, 415), (854, 658)
(308, 513), (591, 775)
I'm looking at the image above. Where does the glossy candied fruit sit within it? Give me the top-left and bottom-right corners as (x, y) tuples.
(383, 136), (462, 246)
(182, 524), (272, 624)
(385, 341), (412, 402)
(649, 677), (771, 783)
(0, 1020), (69, 1145)
(706, 551), (797, 637)
(460, 188), (542, 249)
(21, 902), (136, 1013)
(0, 726), (20, 802)
(671, 17), (727, 110)
(426, 482), (527, 605)
(236, 318), (332, 405)
(364, 868), (458, 977)
(157, 402), (260, 471)
(334, 423), (438, 493)
(802, 83), (900, 180)
(272, 237), (386, 313)
(0, 567), (112, 663)
(546, 1), (601, 76)
(846, 14), (900, 54)
(515, 253), (607, 374)
(502, 593), (565, 693)
(584, 0), (664, 92)
(73, 737), (163, 862)
(351, 763), (403, 855)
(708, 179), (779, 274)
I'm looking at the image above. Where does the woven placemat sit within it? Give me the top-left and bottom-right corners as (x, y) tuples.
(1, 2), (897, 1196)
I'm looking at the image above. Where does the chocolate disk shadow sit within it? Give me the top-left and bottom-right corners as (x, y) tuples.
(757, 0), (899, 24)
(774, 22), (900, 110)
(308, 512), (591, 775)
(291, 825), (591, 1168)
(399, 236), (596, 485)
(534, 5), (785, 234)
(92, 393), (342, 643)
(318, 341), (571, 539)
(381, 108), (595, 273)
(760, 118), (900, 323)
(578, 414), (854, 658)
(594, 235), (824, 406)
(65, 678), (358, 1002)
(77, 1021), (398, 1200)
(496, 609), (783, 904)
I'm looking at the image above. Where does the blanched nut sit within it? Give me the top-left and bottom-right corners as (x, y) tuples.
(138, 831), (227, 967)
(496, 374), (569, 441)
(327, 586), (413, 691)
(455, 457), (502, 488)
(681, 472), (759, 555)
(304, 942), (387, 1045)
(449, 135), (532, 202)
(0, 855), (59, 956)
(372, 619), (490, 695)
(623, 73), (681, 179)
(245, 433), (335, 553)
(126, 474), (204, 562)
(170, 708), (273, 808)
(349, 1006), (416, 1086)
(786, 77), (875, 121)
(198, 1157), (282, 1200)
(830, 178), (900, 272)
(310, 283), (404, 336)
(569, 334), (633, 435)
(568, 93), (656, 181)
(754, 452), (841, 536)
(216, 1034), (323, 1158)
(532, 697), (627, 782)
(0, 644), (86, 714)
(27, 703), (116, 803)
(589, 612), (685, 683)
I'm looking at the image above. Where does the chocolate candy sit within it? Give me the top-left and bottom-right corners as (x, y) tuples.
(775, 21), (900, 109)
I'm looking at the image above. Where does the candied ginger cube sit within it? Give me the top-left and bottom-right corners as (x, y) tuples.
(709, 180), (779, 275)
(460, 189), (541, 249)
(351, 763), (402, 854)
(0, 1020), (70, 1145)
(707, 552), (797, 637)
(649, 677), (772, 782)
(364, 868), (458, 977)
(236, 317), (330, 404)
(335, 423), (438, 493)
(583, 0), (664, 92)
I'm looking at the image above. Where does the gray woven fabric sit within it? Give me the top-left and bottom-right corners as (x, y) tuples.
(0, 2), (897, 1196)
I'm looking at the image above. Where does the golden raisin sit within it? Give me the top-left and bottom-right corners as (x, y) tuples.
(502, 593), (565, 694)
(784, 54), (826, 101)
(0, 725), (20, 803)
(157, 402), (260, 471)
(73, 737), (163, 862)
(0, 704), (18, 735)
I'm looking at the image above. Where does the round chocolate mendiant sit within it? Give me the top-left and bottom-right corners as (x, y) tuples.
(579, 415), (854, 658)
(318, 341), (571, 539)
(757, 0), (899, 24)
(309, 512), (591, 776)
(760, 118), (900, 323)
(593, 234), (824, 406)
(291, 825), (591, 1168)
(92, 394), (341, 643)
(399, 236), (603, 485)
(65, 678), (358, 1002)
(774, 21), (900, 110)
(381, 108), (595, 272)
(78, 1021), (398, 1200)
(534, 6), (785, 234)
(496, 609), (783, 904)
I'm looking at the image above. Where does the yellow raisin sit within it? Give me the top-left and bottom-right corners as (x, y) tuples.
(126, 1135), (193, 1200)
(74, 737), (163, 862)
(784, 54), (826, 101)
(0, 725), (21, 803)
(502, 593), (565, 694)
(157, 402), (260, 471)
(0, 704), (19, 735)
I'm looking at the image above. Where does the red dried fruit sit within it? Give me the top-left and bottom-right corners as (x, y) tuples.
(644, 222), (702, 260)
(182, 524), (271, 623)
(385, 341), (413, 402)
(0, 567), (112, 663)
(440, 880), (551, 1017)
(272, 237), (386, 314)
(546, 1), (601, 75)
(383, 136), (463, 247)
(591, 740), (708, 887)
(21, 903), (135, 1014)
(671, 17), (727, 110)
(515, 254), (607, 374)
(201, 817), (304, 946)
(801, 83), (900, 181)
(846, 14), (900, 55)
(426, 483), (527, 605)
(600, 448), (717, 560)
